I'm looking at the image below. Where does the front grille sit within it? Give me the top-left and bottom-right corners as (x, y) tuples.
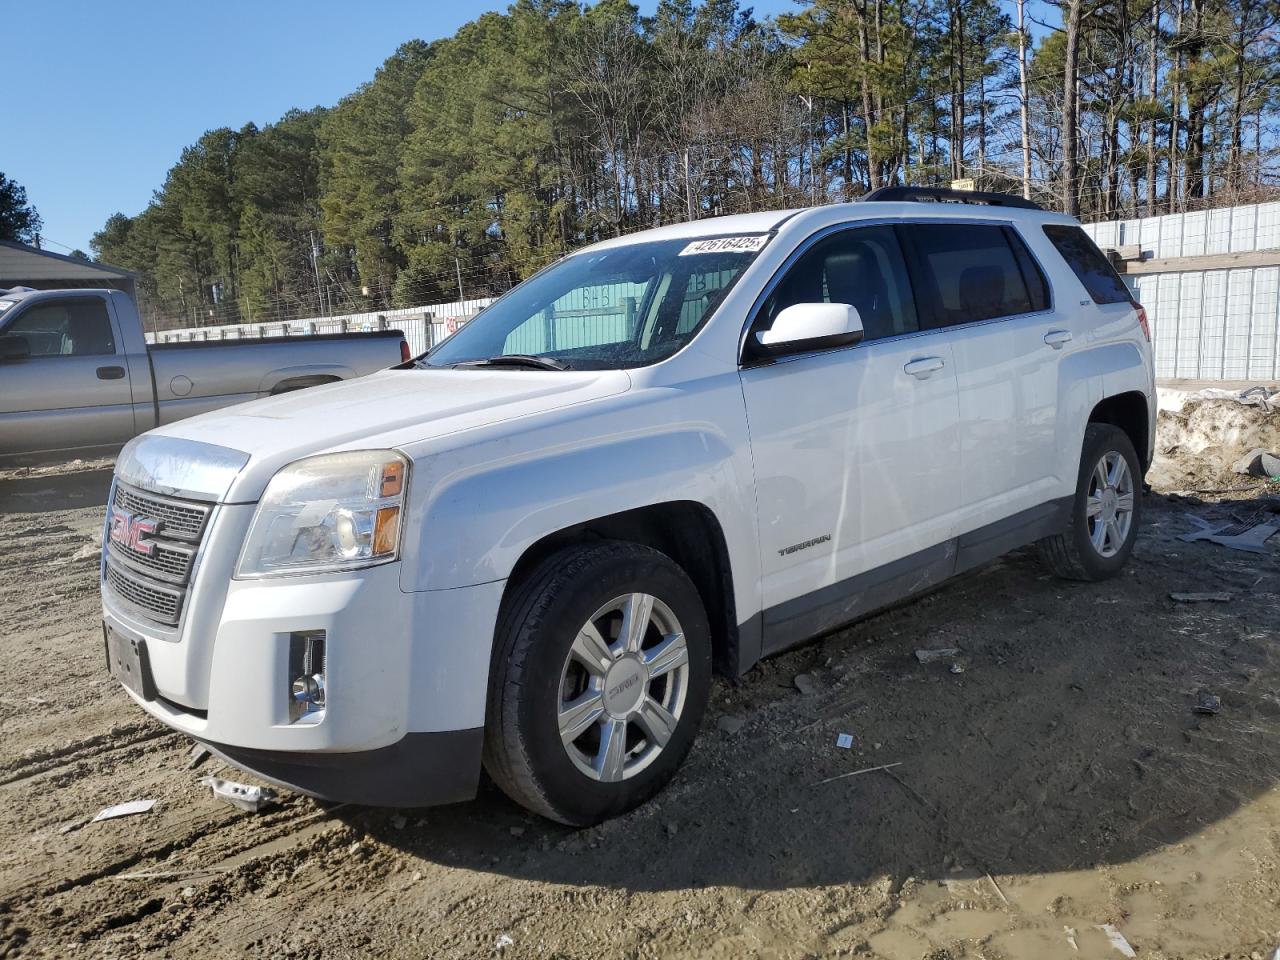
(113, 485), (210, 542)
(104, 483), (213, 627)
(108, 538), (195, 584)
(105, 557), (183, 625)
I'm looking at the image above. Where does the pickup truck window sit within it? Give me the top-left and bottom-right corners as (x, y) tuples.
(0, 298), (116, 357)
(424, 235), (767, 370)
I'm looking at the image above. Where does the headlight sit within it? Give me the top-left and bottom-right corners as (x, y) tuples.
(236, 450), (408, 578)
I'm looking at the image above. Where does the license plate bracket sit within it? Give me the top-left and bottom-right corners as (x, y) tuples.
(104, 623), (157, 701)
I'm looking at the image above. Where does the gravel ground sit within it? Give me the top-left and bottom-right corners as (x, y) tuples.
(1, 411), (1279, 960)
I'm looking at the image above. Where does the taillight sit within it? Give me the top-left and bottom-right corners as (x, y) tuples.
(1132, 302), (1150, 342)
(400, 340), (411, 363)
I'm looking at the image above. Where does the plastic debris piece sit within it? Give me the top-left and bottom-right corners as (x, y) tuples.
(495, 933), (515, 950)
(949, 662), (965, 674)
(915, 648), (960, 663)
(1179, 514), (1279, 554)
(835, 733), (854, 749)
(1064, 926), (1079, 951)
(1095, 923), (1136, 958)
(1233, 448), (1280, 478)
(199, 776), (278, 812)
(91, 799), (155, 822)
(1193, 689), (1222, 716)
(1170, 591), (1232, 603)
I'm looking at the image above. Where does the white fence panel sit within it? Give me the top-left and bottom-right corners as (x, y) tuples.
(1086, 202), (1280, 380)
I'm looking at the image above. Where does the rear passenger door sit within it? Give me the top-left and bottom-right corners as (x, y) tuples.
(898, 221), (1071, 535)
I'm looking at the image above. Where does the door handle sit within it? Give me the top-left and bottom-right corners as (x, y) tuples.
(1044, 330), (1073, 350)
(96, 365), (126, 380)
(903, 357), (945, 379)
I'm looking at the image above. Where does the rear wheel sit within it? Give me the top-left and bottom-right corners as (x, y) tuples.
(1038, 423), (1142, 581)
(483, 541), (712, 825)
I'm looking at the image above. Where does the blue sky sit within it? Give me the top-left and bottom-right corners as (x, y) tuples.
(6, 0), (796, 256)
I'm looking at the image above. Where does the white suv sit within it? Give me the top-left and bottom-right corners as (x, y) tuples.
(101, 188), (1155, 825)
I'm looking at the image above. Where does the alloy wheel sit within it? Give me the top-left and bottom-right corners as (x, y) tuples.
(1086, 450), (1135, 558)
(557, 592), (690, 782)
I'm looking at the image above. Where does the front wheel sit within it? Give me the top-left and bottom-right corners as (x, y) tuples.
(1038, 423), (1142, 581)
(483, 541), (712, 825)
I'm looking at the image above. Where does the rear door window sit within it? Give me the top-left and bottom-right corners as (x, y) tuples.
(0, 298), (116, 357)
(1042, 224), (1132, 304)
(902, 223), (1045, 328)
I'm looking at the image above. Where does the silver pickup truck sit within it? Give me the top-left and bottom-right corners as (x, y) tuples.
(0, 288), (408, 465)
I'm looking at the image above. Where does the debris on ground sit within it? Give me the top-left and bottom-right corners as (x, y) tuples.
(91, 799), (156, 823)
(1169, 591), (1232, 603)
(949, 662), (965, 674)
(793, 673), (816, 695)
(716, 714), (745, 735)
(1095, 923), (1137, 957)
(199, 776), (278, 813)
(1065, 926), (1079, 950)
(1179, 514), (1280, 553)
(835, 732), (854, 749)
(1233, 448), (1280, 478)
(915, 647), (961, 663)
(187, 744), (210, 770)
(495, 933), (515, 950)
(811, 761), (903, 786)
(665, 822), (678, 838)
(1193, 689), (1222, 716)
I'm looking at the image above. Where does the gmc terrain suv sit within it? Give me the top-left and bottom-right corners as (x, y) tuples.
(101, 188), (1156, 825)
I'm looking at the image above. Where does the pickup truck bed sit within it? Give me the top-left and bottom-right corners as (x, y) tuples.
(0, 288), (406, 465)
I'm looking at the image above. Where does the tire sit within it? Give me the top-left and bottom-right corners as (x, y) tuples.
(483, 541), (712, 826)
(1037, 423), (1142, 581)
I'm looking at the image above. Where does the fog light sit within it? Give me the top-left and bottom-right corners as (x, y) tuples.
(288, 630), (326, 721)
(291, 673), (325, 706)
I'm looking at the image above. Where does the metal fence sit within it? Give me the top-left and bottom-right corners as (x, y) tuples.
(1082, 202), (1280, 380)
(148, 297), (495, 356)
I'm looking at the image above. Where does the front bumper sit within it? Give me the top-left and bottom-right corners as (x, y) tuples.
(103, 544), (507, 807)
(203, 728), (483, 807)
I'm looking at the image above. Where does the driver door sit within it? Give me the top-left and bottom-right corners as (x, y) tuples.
(0, 295), (136, 460)
(738, 225), (962, 651)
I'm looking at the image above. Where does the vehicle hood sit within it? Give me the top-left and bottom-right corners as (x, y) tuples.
(122, 368), (632, 503)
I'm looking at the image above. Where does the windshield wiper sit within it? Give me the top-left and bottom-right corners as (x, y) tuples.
(454, 354), (569, 371)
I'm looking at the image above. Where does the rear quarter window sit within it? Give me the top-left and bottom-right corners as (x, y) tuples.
(1042, 225), (1132, 304)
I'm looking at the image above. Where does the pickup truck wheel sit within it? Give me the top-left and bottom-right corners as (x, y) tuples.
(1037, 423), (1142, 581)
(483, 542), (711, 826)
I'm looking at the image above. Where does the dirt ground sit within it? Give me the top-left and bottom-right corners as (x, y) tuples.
(2, 400), (1279, 960)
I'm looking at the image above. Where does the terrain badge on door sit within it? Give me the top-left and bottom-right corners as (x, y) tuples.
(778, 534), (832, 557)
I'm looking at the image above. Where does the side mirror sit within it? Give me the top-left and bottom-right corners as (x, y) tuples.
(0, 336), (30, 362)
(755, 302), (864, 356)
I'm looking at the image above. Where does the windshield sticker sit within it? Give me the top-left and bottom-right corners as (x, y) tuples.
(678, 235), (769, 256)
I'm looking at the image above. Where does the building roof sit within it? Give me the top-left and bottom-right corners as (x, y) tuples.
(0, 239), (136, 284)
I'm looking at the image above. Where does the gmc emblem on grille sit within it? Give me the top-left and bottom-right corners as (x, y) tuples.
(110, 508), (160, 556)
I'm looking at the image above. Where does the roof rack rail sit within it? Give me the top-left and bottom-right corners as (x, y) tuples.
(858, 186), (1042, 211)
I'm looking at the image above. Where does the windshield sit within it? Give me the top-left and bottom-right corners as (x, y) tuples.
(423, 234), (769, 370)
